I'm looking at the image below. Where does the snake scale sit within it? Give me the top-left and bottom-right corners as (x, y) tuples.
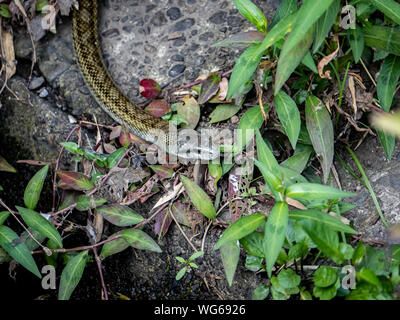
(72, 0), (218, 160)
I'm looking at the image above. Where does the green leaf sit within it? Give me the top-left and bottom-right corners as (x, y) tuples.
(121, 229), (162, 253)
(233, 105), (267, 154)
(58, 250), (88, 300)
(0, 155), (17, 173)
(16, 206), (63, 249)
(274, 90), (301, 149)
(376, 55), (400, 160)
(377, 131), (395, 161)
(314, 266), (338, 288)
(0, 225), (41, 278)
(254, 160), (284, 201)
(256, 130), (280, 172)
(289, 209), (358, 234)
(280, 147), (313, 173)
(270, 0), (297, 28)
(367, 0), (400, 25)
(56, 171), (95, 191)
(357, 267), (381, 287)
(60, 142), (83, 155)
(275, 23), (315, 94)
(313, 278), (340, 300)
(0, 4), (11, 18)
(214, 214), (265, 250)
(264, 202), (289, 277)
(347, 24), (365, 63)
(176, 266), (188, 280)
(226, 13), (297, 99)
(285, 183), (355, 201)
(352, 240), (366, 266)
(275, 0), (334, 93)
(75, 195), (107, 211)
(0, 211), (10, 225)
(298, 219), (344, 264)
(240, 231), (264, 258)
(175, 256), (186, 263)
(189, 250), (204, 261)
(106, 147), (127, 168)
(100, 231), (130, 260)
(277, 268), (301, 289)
(301, 51), (318, 73)
(24, 165), (49, 210)
(180, 175), (216, 220)
(313, 0), (341, 53)
(252, 285), (270, 300)
(220, 241), (240, 286)
(288, 241), (308, 260)
(245, 255), (264, 271)
(209, 103), (242, 124)
(363, 25), (400, 56)
(96, 205), (144, 227)
(233, 0), (268, 32)
(305, 95), (334, 183)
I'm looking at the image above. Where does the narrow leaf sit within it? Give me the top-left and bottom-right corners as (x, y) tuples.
(264, 202), (289, 277)
(121, 229), (162, 253)
(0, 155), (17, 173)
(100, 231), (130, 260)
(58, 250), (88, 300)
(313, 0), (341, 53)
(214, 214), (265, 250)
(367, 0), (400, 25)
(96, 205), (144, 227)
(285, 183), (355, 200)
(24, 165), (49, 210)
(0, 225), (41, 278)
(274, 91), (301, 149)
(289, 209), (357, 234)
(209, 103), (242, 124)
(16, 206), (63, 249)
(106, 147), (127, 168)
(220, 241), (240, 286)
(305, 95), (334, 183)
(347, 24), (365, 63)
(180, 175), (216, 219)
(233, 0), (268, 32)
(363, 25), (400, 56)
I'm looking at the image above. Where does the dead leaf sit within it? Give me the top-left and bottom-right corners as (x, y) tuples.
(318, 35), (339, 79)
(0, 25), (16, 79)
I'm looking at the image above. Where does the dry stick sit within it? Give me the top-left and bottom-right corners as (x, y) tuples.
(52, 125), (80, 212)
(360, 58), (377, 87)
(0, 198), (51, 254)
(168, 207), (198, 252)
(92, 247), (109, 300)
(33, 202), (170, 255)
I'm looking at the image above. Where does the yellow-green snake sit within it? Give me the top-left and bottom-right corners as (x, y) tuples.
(72, 0), (219, 161)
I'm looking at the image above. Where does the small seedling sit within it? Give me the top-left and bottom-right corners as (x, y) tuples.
(175, 251), (204, 280)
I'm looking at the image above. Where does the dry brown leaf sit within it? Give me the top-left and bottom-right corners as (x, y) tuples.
(318, 35), (339, 79)
(0, 26), (16, 79)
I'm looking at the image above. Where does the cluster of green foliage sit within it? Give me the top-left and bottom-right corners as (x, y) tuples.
(206, 0), (400, 300)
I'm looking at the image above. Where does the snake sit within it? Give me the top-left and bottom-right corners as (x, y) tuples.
(72, 0), (219, 161)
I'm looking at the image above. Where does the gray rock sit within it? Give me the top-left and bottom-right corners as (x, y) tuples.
(28, 76), (45, 90)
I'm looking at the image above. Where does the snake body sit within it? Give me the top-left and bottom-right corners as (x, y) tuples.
(72, 0), (219, 160)
(72, 0), (171, 146)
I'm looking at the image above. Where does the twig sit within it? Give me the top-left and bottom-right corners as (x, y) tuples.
(52, 125), (80, 212)
(92, 247), (109, 300)
(0, 198), (50, 254)
(168, 207), (198, 252)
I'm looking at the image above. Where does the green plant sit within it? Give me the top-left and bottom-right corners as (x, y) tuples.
(175, 251), (204, 281)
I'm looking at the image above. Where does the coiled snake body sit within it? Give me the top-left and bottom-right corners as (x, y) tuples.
(72, 0), (218, 160)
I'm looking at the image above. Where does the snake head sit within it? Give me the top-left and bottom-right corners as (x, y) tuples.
(149, 127), (220, 163)
(172, 128), (220, 162)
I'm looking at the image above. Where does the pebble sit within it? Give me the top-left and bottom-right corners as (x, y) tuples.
(68, 115), (78, 124)
(28, 76), (45, 90)
(209, 11), (227, 24)
(166, 7), (182, 21)
(169, 64), (186, 77)
(173, 18), (195, 31)
(38, 88), (48, 98)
